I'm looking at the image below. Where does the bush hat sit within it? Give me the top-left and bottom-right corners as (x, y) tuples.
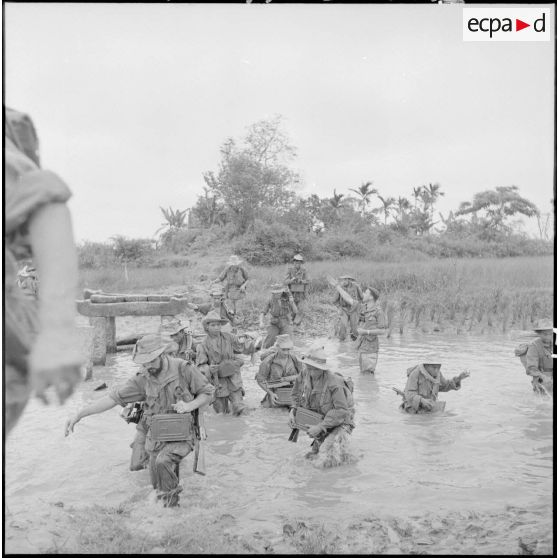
(302, 346), (329, 370)
(275, 334), (294, 349)
(293, 254), (304, 262)
(132, 334), (170, 364)
(160, 318), (190, 336)
(533, 319), (553, 332)
(339, 275), (355, 281)
(202, 310), (228, 325)
(227, 255), (242, 265)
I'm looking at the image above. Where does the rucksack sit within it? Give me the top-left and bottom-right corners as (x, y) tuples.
(333, 372), (355, 415)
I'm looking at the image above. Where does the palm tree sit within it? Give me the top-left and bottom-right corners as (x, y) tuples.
(328, 189), (345, 219)
(376, 194), (396, 226)
(349, 181), (377, 216)
(156, 206), (188, 235)
(412, 186), (423, 209)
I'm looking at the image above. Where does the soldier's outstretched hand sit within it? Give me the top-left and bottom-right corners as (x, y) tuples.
(64, 414), (80, 436)
(457, 371), (471, 382)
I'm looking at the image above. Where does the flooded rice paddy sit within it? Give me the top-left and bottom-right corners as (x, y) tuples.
(4, 318), (553, 554)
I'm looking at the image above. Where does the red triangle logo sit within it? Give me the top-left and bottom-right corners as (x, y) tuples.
(516, 19), (530, 31)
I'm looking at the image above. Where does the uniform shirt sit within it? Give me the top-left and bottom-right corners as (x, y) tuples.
(256, 350), (303, 386)
(291, 369), (354, 431)
(196, 331), (257, 397)
(108, 356), (214, 451)
(217, 265), (248, 288)
(402, 364), (460, 413)
(262, 295), (296, 320)
(284, 265), (308, 286)
(356, 301), (386, 353)
(108, 355), (214, 415)
(525, 338), (554, 377)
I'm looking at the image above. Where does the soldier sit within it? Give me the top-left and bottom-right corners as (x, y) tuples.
(524, 319), (554, 395)
(356, 286), (386, 374)
(189, 285), (237, 332)
(260, 283), (298, 349)
(65, 334), (214, 507)
(396, 360), (470, 414)
(331, 275), (363, 341)
(160, 318), (196, 362)
(289, 347), (355, 460)
(212, 254), (248, 314)
(255, 334), (304, 407)
(196, 311), (262, 416)
(284, 253), (309, 325)
(5, 107), (83, 434)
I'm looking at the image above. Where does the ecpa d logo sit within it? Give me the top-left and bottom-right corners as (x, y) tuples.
(463, 8), (550, 42)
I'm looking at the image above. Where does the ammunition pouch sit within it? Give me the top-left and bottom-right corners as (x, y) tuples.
(149, 413), (193, 442)
(218, 358), (242, 378)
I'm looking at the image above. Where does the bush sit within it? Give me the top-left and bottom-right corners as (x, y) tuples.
(315, 233), (368, 259)
(77, 241), (117, 269)
(160, 228), (201, 254)
(235, 220), (313, 265)
(111, 235), (156, 264)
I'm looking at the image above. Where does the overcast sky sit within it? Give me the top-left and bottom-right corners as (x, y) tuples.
(5, 2), (555, 242)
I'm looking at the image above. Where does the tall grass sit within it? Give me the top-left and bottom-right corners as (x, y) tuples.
(78, 256), (554, 334)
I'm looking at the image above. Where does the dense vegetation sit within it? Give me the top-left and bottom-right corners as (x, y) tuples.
(77, 115), (553, 268)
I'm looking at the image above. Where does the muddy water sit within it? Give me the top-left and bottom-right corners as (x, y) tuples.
(5, 323), (553, 552)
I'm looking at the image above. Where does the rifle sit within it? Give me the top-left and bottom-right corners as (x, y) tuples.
(266, 374), (298, 390)
(392, 387), (446, 412)
(192, 409), (207, 475)
(326, 275), (358, 310)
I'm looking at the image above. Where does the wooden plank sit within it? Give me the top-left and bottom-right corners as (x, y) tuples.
(76, 298), (188, 317)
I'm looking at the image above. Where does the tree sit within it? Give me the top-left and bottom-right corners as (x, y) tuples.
(455, 186), (539, 234)
(200, 116), (299, 234)
(156, 206), (188, 235)
(349, 181), (377, 216)
(376, 193), (396, 225)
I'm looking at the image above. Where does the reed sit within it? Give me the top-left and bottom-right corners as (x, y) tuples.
(78, 256), (553, 334)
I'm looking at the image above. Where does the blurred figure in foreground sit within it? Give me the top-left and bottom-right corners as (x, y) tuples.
(5, 107), (83, 434)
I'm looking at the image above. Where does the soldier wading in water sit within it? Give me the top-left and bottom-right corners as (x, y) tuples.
(256, 334), (304, 407)
(356, 286), (386, 374)
(196, 311), (262, 416)
(283, 253), (308, 325)
(396, 360), (470, 414)
(519, 319), (554, 395)
(289, 347), (355, 462)
(65, 334), (214, 507)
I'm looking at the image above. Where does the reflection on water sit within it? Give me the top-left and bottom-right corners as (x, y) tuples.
(5, 329), (553, 540)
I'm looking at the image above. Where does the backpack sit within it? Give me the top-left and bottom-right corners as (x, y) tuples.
(333, 372), (355, 416)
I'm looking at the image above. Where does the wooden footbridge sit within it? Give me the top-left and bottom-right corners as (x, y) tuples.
(77, 289), (189, 365)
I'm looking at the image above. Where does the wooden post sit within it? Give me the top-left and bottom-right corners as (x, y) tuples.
(106, 316), (117, 353)
(89, 317), (107, 365)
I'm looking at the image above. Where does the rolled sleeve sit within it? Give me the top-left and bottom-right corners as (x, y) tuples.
(184, 364), (215, 398)
(320, 385), (349, 430)
(108, 375), (146, 407)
